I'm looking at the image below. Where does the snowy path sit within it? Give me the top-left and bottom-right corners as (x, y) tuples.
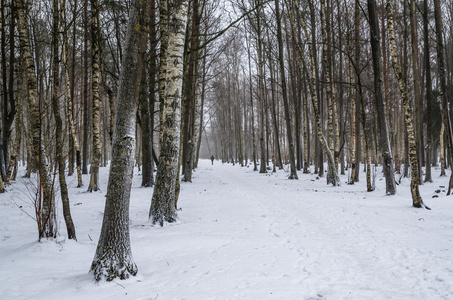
(136, 161), (453, 299)
(1, 159), (453, 299)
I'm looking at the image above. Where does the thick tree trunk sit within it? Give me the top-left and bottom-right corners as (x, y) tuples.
(90, 0), (149, 281)
(367, 0), (396, 195)
(149, 0), (189, 226)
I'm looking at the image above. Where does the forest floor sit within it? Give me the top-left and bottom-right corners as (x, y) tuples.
(1, 160), (453, 299)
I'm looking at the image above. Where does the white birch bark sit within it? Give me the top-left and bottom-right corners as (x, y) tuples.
(150, 0), (189, 226)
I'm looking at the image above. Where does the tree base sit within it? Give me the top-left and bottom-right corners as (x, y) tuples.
(91, 251), (138, 282)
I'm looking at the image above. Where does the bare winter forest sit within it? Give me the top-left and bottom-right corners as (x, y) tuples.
(1, 0), (453, 284)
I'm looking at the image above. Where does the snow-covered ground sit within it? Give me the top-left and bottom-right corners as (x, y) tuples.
(1, 159), (452, 300)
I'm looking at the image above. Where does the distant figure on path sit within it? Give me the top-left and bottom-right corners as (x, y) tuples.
(211, 155), (215, 165)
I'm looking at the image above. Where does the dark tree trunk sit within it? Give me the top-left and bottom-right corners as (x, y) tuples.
(423, 0), (432, 183)
(82, 0), (89, 174)
(90, 0), (149, 281)
(275, 0), (297, 178)
(53, 0), (77, 240)
(367, 0), (396, 195)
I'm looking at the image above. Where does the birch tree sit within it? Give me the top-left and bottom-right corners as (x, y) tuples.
(88, 0), (102, 192)
(386, 0), (428, 208)
(16, 0), (56, 238)
(150, 0), (189, 226)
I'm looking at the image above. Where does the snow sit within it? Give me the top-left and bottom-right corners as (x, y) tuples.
(1, 160), (453, 299)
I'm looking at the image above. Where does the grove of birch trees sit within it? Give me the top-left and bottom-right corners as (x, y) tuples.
(0, 0), (452, 280)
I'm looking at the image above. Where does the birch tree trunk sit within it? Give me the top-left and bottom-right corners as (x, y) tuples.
(386, 0), (427, 208)
(158, 0), (169, 147)
(16, 0), (56, 239)
(88, 0), (102, 192)
(90, 0), (149, 281)
(149, 0), (189, 226)
(409, 0), (423, 183)
(321, 0), (337, 183)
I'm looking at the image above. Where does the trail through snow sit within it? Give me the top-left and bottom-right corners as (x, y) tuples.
(1, 159), (453, 299)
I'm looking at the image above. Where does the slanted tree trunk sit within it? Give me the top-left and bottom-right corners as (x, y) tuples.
(195, 40), (207, 169)
(387, 0), (427, 208)
(182, 0), (200, 182)
(275, 0), (297, 179)
(17, 0), (56, 239)
(52, 0), (76, 240)
(90, 0), (149, 281)
(88, 0), (102, 192)
(289, 0), (339, 185)
(149, 0), (189, 226)
(367, 0), (396, 195)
